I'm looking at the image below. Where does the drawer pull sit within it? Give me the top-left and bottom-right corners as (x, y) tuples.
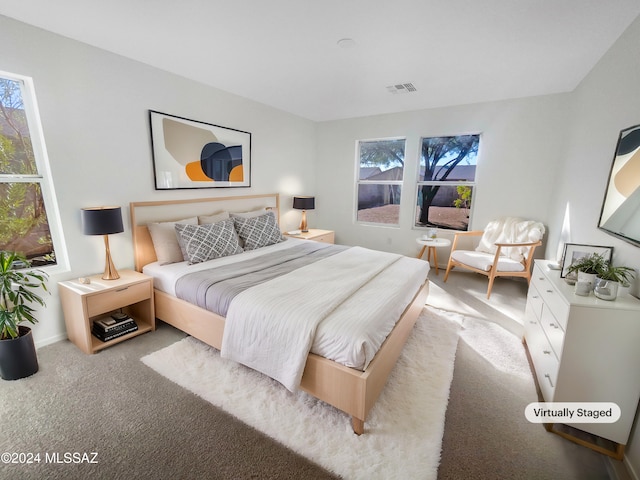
(549, 322), (557, 328)
(546, 289), (553, 293)
(529, 321), (537, 325)
(115, 287), (129, 292)
(543, 350), (552, 355)
(544, 373), (555, 388)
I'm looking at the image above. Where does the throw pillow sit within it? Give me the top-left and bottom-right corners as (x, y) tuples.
(175, 219), (243, 264)
(232, 211), (283, 251)
(148, 216), (198, 265)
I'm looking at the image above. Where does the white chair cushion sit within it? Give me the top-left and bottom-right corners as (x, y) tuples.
(451, 250), (526, 273)
(476, 217), (545, 261)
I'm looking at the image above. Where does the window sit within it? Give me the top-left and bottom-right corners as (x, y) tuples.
(0, 72), (60, 266)
(356, 138), (405, 226)
(415, 134), (480, 231)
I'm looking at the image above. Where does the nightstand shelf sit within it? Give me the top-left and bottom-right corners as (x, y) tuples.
(284, 229), (334, 244)
(59, 270), (155, 354)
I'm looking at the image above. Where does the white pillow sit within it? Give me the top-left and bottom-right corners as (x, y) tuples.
(198, 211), (230, 224)
(229, 208), (268, 219)
(148, 217), (198, 265)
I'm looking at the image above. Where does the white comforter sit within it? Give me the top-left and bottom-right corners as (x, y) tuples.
(220, 247), (401, 392)
(144, 239), (430, 390)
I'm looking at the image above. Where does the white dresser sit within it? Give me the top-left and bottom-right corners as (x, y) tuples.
(524, 260), (640, 447)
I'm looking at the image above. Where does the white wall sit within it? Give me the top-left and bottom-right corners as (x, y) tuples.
(545, 15), (640, 476)
(315, 95), (570, 257)
(5, 10), (640, 475)
(0, 15), (317, 348)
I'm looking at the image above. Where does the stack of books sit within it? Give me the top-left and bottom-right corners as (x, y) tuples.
(92, 312), (138, 342)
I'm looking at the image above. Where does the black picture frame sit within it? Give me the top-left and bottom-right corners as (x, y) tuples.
(149, 110), (251, 190)
(560, 243), (613, 278)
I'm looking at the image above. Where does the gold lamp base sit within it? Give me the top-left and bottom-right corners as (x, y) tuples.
(102, 235), (120, 280)
(299, 210), (309, 233)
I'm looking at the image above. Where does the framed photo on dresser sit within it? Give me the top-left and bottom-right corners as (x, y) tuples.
(560, 243), (613, 278)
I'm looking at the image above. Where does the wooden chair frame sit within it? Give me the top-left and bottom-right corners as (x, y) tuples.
(443, 230), (541, 298)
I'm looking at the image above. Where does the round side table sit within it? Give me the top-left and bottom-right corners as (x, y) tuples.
(416, 237), (452, 275)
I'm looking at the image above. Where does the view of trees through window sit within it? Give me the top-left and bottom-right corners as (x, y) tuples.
(415, 135), (479, 230)
(0, 75), (56, 265)
(356, 138), (405, 225)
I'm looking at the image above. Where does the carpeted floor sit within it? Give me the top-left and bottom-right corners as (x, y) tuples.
(0, 271), (618, 479)
(429, 272), (614, 480)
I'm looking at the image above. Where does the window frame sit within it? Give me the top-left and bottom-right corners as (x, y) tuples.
(414, 133), (481, 232)
(0, 70), (68, 272)
(354, 137), (407, 227)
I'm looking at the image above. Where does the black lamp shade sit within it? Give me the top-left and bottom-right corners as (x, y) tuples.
(81, 207), (124, 236)
(293, 196), (315, 210)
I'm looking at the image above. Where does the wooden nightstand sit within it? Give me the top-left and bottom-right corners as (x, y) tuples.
(284, 229), (334, 244)
(59, 270), (155, 354)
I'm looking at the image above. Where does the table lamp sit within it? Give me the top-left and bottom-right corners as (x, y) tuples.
(293, 196), (315, 232)
(81, 206), (124, 280)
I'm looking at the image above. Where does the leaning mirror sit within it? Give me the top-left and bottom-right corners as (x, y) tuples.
(598, 124), (640, 247)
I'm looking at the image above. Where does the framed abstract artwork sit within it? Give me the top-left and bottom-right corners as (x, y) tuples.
(560, 243), (613, 278)
(598, 124), (640, 247)
(149, 110), (251, 189)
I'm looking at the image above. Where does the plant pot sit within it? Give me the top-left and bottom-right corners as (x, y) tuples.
(594, 278), (619, 301)
(577, 271), (598, 291)
(575, 272), (594, 295)
(0, 326), (39, 380)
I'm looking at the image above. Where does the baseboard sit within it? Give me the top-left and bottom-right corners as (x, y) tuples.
(623, 455), (639, 480)
(35, 333), (67, 349)
(607, 455), (637, 480)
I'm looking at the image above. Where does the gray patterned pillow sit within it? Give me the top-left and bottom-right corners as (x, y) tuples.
(232, 211), (284, 251)
(175, 219), (243, 264)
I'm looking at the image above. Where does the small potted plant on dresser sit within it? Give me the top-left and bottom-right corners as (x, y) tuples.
(0, 251), (48, 380)
(594, 263), (636, 301)
(565, 253), (608, 290)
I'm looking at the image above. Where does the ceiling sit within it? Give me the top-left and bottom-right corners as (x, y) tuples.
(2, 0), (640, 122)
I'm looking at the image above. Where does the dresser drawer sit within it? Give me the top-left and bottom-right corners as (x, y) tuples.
(534, 350), (559, 402)
(528, 335), (559, 401)
(532, 267), (569, 329)
(312, 232), (334, 244)
(540, 306), (565, 360)
(86, 281), (150, 318)
(526, 282), (544, 321)
(524, 307), (546, 353)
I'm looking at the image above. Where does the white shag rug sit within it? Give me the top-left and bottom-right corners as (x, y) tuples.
(142, 307), (461, 480)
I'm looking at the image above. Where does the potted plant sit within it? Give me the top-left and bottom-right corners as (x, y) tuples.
(594, 263), (636, 301)
(566, 253), (608, 290)
(0, 251), (49, 380)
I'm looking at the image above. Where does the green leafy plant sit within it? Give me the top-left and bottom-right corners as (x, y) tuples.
(453, 185), (472, 210)
(0, 251), (48, 340)
(566, 253), (608, 276)
(596, 263), (636, 284)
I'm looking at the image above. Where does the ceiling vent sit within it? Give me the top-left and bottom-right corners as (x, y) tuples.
(386, 83), (417, 94)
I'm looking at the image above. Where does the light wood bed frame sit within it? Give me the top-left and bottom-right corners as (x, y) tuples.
(130, 193), (429, 434)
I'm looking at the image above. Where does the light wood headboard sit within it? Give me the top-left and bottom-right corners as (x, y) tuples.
(130, 193), (280, 272)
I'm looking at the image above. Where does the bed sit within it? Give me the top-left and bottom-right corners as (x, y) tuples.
(130, 193), (430, 434)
